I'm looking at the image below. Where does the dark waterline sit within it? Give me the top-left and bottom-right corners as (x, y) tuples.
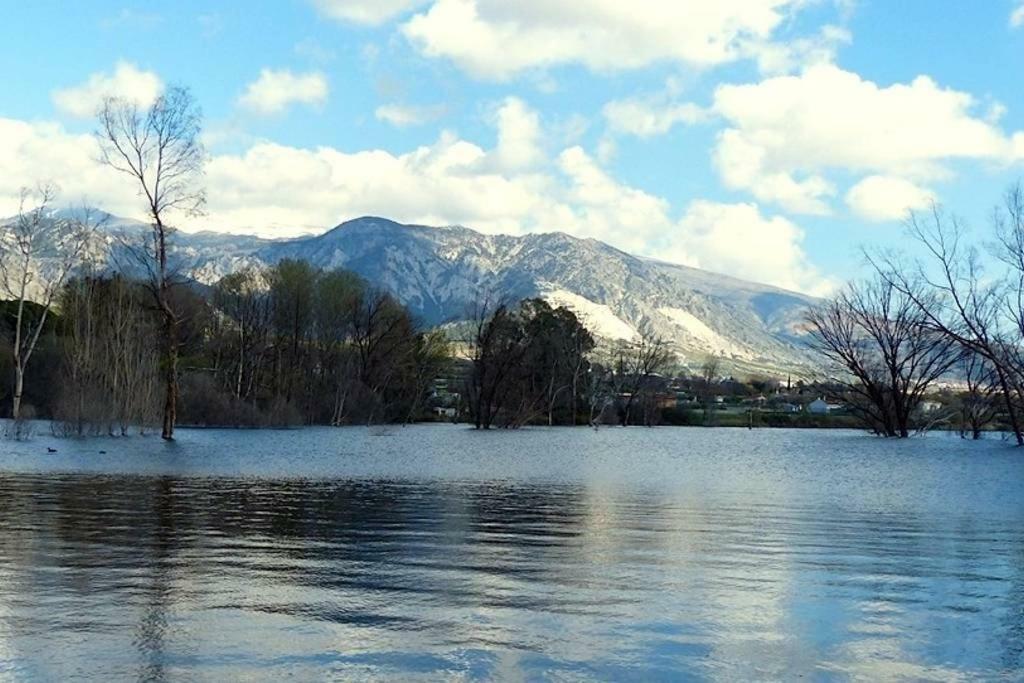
(0, 426), (1022, 680)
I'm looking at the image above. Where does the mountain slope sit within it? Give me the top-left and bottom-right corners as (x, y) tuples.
(255, 218), (818, 375)
(2, 212), (820, 375)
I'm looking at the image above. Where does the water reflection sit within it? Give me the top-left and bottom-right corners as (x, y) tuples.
(0, 428), (1022, 680)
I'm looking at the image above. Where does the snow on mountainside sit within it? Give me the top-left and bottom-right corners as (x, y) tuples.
(0, 212), (821, 376)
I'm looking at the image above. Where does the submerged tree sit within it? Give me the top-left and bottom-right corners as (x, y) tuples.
(699, 354), (721, 426)
(870, 192), (1024, 445)
(958, 351), (999, 440)
(57, 274), (161, 435)
(0, 185), (94, 422)
(97, 86), (206, 440)
(212, 267), (272, 403)
(806, 274), (959, 438)
(465, 298), (594, 429)
(610, 326), (675, 427)
(465, 300), (529, 429)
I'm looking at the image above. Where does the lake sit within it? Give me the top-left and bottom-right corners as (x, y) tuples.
(0, 425), (1022, 681)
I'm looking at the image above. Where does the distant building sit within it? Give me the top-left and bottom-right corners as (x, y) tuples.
(807, 398), (830, 415)
(920, 400), (943, 413)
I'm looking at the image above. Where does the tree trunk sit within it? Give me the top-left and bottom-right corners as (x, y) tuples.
(12, 363), (23, 421)
(161, 314), (178, 441)
(994, 365), (1024, 446)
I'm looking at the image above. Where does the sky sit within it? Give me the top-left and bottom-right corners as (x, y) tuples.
(1, 0), (1023, 296)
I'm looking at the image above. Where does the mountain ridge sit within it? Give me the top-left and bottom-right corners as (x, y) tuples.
(1, 211), (820, 376)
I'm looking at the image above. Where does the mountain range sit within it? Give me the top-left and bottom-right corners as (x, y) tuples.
(3, 210), (821, 376)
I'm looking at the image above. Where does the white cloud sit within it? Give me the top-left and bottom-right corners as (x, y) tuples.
(1012, 3), (1024, 28)
(312, 0), (427, 25)
(603, 98), (705, 138)
(675, 201), (833, 295)
(844, 175), (935, 222)
(238, 69), (328, 115)
(51, 61), (163, 118)
(375, 103), (446, 127)
(713, 129), (835, 215)
(710, 64), (1024, 215)
(400, 0), (816, 80)
(754, 24), (851, 75)
(0, 118), (137, 218)
(556, 146), (674, 256)
(490, 97), (543, 170)
(0, 101), (829, 294)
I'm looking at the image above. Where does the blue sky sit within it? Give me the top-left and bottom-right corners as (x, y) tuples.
(1, 0), (1023, 294)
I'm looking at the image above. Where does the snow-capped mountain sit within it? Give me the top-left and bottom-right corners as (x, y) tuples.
(1, 212), (820, 375)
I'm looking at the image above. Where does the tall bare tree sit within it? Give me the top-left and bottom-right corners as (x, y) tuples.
(0, 185), (93, 421)
(97, 86), (206, 440)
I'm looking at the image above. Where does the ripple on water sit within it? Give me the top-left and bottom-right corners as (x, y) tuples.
(0, 425), (1022, 680)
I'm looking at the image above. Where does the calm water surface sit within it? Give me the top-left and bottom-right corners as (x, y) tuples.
(0, 426), (1022, 681)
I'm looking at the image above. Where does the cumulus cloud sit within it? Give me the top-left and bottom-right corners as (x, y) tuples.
(845, 175), (935, 222)
(51, 61), (163, 118)
(675, 201), (833, 295)
(238, 69), (328, 115)
(556, 146), (674, 256)
(400, 0), (815, 80)
(710, 64), (1024, 215)
(1012, 2), (1024, 28)
(0, 118), (138, 218)
(311, 0), (427, 25)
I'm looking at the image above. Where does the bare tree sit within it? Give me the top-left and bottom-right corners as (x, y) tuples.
(97, 86), (206, 440)
(959, 351), (999, 440)
(0, 185), (94, 422)
(699, 355), (721, 426)
(560, 312), (594, 426)
(56, 274), (161, 436)
(806, 274), (959, 438)
(214, 268), (272, 402)
(464, 299), (528, 430)
(870, 197), (1024, 445)
(613, 326), (674, 426)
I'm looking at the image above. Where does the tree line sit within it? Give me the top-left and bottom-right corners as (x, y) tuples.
(806, 183), (1024, 444)
(0, 244), (687, 435)
(0, 254), (456, 435)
